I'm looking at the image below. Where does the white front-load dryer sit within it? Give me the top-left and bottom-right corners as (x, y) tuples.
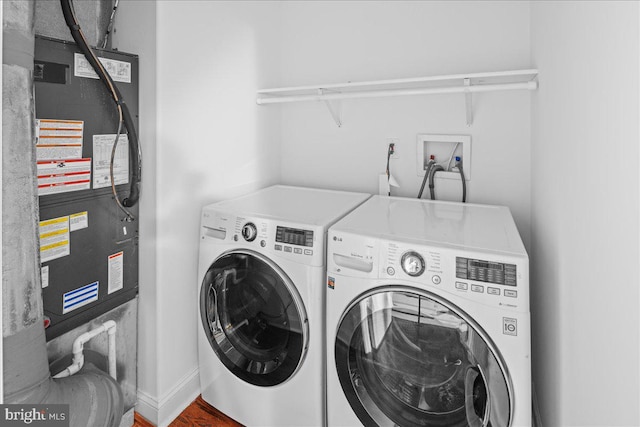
(197, 185), (370, 426)
(326, 196), (531, 427)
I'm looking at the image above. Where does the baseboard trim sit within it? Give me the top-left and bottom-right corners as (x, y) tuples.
(136, 389), (159, 426)
(136, 367), (200, 427)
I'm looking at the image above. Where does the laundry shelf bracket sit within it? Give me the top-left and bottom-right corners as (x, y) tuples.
(319, 89), (342, 127)
(256, 69), (538, 127)
(464, 78), (473, 127)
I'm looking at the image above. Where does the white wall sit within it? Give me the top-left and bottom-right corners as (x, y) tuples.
(115, 1), (283, 425)
(277, 1), (533, 248)
(531, 2), (640, 426)
(110, 0), (159, 421)
(112, 2), (640, 426)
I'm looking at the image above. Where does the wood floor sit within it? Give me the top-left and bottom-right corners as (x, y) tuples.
(133, 396), (243, 427)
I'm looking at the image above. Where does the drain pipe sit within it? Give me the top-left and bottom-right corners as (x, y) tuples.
(54, 321), (118, 380)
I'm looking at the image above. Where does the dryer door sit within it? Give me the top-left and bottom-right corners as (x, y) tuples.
(335, 287), (511, 427)
(200, 250), (308, 386)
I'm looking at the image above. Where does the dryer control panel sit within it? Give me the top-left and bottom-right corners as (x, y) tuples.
(201, 208), (326, 267)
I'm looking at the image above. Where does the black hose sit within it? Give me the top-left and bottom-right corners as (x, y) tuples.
(428, 165), (444, 200)
(417, 161), (434, 199)
(386, 144), (393, 196)
(60, 0), (141, 209)
(458, 163), (467, 203)
(417, 170), (429, 199)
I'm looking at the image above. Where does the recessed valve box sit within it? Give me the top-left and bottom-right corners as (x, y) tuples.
(416, 134), (471, 180)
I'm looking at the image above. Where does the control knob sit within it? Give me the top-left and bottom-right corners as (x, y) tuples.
(401, 251), (425, 277)
(241, 223), (258, 242)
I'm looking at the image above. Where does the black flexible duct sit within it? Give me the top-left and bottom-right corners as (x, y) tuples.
(60, 0), (141, 209)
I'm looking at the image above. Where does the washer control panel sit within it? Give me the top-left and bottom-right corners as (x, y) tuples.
(381, 241), (526, 309)
(326, 230), (527, 310)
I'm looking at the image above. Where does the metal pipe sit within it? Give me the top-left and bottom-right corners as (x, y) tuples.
(256, 81), (538, 105)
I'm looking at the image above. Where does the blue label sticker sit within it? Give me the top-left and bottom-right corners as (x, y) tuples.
(62, 281), (99, 314)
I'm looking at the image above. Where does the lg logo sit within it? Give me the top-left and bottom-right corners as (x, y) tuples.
(503, 317), (518, 336)
(333, 236), (342, 242)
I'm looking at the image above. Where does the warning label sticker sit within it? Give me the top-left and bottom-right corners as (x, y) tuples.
(108, 251), (124, 294)
(37, 158), (91, 196)
(39, 216), (70, 263)
(69, 211), (89, 232)
(36, 119), (84, 160)
(74, 53), (132, 83)
(93, 134), (129, 189)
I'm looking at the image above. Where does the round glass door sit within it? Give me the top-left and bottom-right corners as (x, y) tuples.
(200, 250), (308, 386)
(335, 287), (511, 427)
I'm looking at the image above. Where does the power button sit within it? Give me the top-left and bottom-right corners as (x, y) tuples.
(432, 275), (441, 285)
(386, 267), (395, 276)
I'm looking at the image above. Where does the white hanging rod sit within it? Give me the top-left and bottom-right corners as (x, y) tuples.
(256, 80), (537, 105)
(257, 69), (538, 95)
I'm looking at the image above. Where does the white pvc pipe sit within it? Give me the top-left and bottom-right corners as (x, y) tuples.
(107, 323), (117, 379)
(53, 320), (117, 380)
(256, 81), (538, 105)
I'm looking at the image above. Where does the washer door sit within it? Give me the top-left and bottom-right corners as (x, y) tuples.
(200, 250), (308, 386)
(335, 287), (512, 427)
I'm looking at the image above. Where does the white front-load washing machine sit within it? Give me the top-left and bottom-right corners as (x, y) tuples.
(326, 196), (531, 427)
(197, 185), (370, 426)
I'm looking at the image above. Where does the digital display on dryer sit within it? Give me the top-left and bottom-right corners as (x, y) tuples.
(276, 226), (314, 247)
(456, 257), (517, 286)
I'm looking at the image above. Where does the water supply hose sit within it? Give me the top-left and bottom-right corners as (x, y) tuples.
(455, 157), (467, 202)
(417, 158), (436, 199)
(428, 165), (445, 200)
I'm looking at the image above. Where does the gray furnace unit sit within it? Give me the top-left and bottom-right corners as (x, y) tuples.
(34, 36), (139, 341)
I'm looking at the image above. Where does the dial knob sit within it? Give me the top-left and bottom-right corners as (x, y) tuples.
(241, 223), (258, 242)
(401, 251), (425, 277)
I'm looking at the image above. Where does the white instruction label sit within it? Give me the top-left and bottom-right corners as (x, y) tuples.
(39, 216), (70, 263)
(74, 53), (132, 83)
(93, 134), (129, 189)
(36, 119), (84, 160)
(69, 211), (89, 232)
(41, 265), (49, 289)
(108, 251), (124, 294)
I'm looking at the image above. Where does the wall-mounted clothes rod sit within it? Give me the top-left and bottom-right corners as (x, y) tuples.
(256, 81), (537, 104)
(256, 69), (539, 127)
